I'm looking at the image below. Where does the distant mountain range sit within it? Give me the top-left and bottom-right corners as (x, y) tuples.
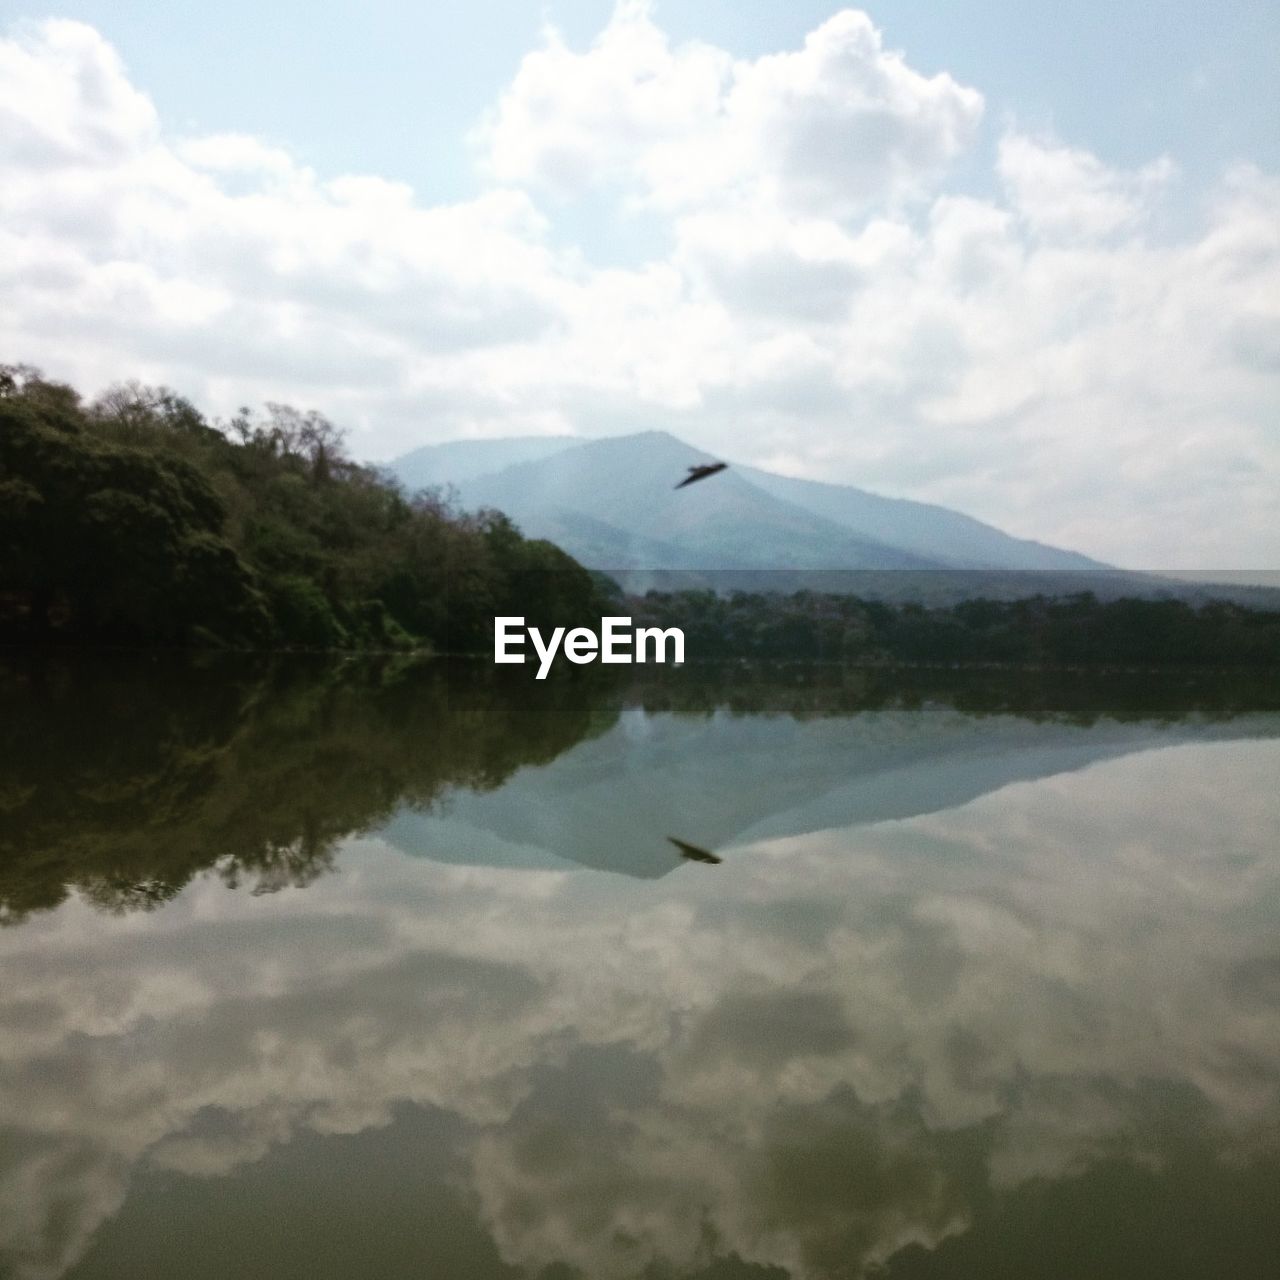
(387, 432), (1271, 604)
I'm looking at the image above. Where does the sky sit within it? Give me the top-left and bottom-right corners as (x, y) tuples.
(1, 0), (1277, 567)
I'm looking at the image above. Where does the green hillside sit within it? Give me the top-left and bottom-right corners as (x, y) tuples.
(0, 365), (611, 650)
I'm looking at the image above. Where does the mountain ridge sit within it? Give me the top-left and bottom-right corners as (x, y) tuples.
(387, 430), (1106, 581)
(739, 465), (1106, 571)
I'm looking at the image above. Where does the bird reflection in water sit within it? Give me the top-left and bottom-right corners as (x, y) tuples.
(667, 836), (723, 864)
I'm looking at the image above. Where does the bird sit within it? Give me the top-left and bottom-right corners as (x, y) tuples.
(674, 461), (728, 489)
(667, 836), (722, 865)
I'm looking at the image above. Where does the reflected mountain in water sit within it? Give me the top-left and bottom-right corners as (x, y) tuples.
(381, 701), (1280, 877)
(4, 656), (1279, 917)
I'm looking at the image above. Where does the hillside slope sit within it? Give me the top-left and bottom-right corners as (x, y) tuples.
(391, 435), (579, 491)
(389, 431), (1108, 576)
(454, 432), (945, 570)
(740, 466), (1106, 571)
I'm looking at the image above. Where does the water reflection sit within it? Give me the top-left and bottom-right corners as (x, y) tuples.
(0, 654), (608, 920)
(1, 658), (1278, 1278)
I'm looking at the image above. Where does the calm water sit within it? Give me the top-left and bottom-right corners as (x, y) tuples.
(2, 657), (1279, 1279)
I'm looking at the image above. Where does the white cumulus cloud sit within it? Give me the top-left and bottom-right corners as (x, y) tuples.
(480, 2), (983, 218)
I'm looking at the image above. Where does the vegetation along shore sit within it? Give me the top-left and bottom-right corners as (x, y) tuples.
(3, 364), (1277, 666)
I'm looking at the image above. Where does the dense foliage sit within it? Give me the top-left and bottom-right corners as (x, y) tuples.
(0, 364), (613, 650)
(629, 589), (1280, 667)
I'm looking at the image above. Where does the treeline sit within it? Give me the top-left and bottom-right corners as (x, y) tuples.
(0, 364), (613, 650)
(628, 590), (1280, 667)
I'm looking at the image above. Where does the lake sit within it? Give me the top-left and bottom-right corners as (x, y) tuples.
(2, 656), (1279, 1279)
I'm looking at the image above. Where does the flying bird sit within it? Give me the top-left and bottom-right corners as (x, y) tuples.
(667, 836), (722, 865)
(675, 462), (728, 489)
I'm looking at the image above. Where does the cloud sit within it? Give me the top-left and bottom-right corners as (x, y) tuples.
(0, 18), (156, 170)
(1, 9), (1278, 565)
(177, 132), (296, 179)
(721, 9), (983, 219)
(480, 2), (983, 217)
(478, 0), (734, 204)
(0, 19), (574, 443)
(997, 132), (1176, 240)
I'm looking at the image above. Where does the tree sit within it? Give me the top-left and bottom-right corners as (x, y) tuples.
(2, 364), (617, 651)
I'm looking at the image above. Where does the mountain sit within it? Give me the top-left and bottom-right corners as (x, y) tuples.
(467, 432), (944, 570)
(390, 435), (580, 492)
(388, 431), (1106, 586)
(387, 434), (1280, 605)
(739, 466), (1104, 571)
